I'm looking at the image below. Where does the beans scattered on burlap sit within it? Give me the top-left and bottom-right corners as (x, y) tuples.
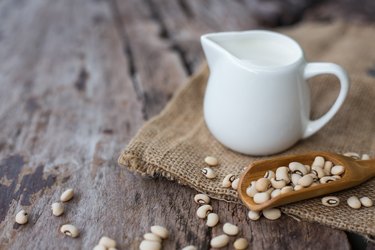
(359, 197), (373, 207)
(347, 196), (361, 209)
(322, 196), (340, 207)
(201, 167), (217, 179)
(222, 174), (236, 188)
(204, 156), (218, 166)
(231, 178), (240, 190)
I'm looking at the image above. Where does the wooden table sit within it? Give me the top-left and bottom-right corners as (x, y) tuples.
(0, 0), (374, 249)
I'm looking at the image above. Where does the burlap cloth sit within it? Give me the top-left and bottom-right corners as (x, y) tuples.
(118, 22), (375, 236)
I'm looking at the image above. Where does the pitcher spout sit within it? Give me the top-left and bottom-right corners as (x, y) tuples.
(201, 33), (233, 69)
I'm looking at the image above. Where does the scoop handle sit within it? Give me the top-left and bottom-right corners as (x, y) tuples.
(357, 159), (375, 177)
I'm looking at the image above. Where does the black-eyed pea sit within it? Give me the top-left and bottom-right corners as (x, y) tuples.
(204, 156), (218, 166)
(194, 194), (210, 205)
(312, 156), (325, 168)
(248, 210), (261, 221)
(306, 173), (319, 182)
(343, 152), (360, 159)
(233, 238), (249, 250)
(143, 233), (161, 243)
(291, 174), (302, 186)
(60, 224), (79, 238)
(280, 186), (293, 194)
(264, 170), (275, 180)
(360, 197), (373, 207)
(51, 202), (64, 216)
(312, 166), (326, 179)
(320, 176), (336, 184)
(99, 236), (116, 248)
(297, 175), (313, 187)
(222, 174), (236, 188)
(232, 178), (240, 190)
(196, 204), (213, 219)
(271, 178), (286, 189)
(288, 162), (308, 175)
(206, 213), (219, 227)
(275, 167), (290, 183)
(15, 210), (28, 225)
(304, 165), (311, 172)
(223, 223), (239, 236)
(150, 225), (169, 239)
(60, 188), (74, 202)
(201, 167), (217, 179)
(210, 234), (229, 248)
(323, 161), (333, 175)
(246, 181), (257, 197)
(262, 208), (281, 220)
(321, 196), (340, 207)
(265, 188), (274, 195)
(361, 154), (370, 160)
(253, 192), (270, 204)
(331, 165), (345, 175)
(139, 240), (161, 250)
(347, 196), (361, 209)
(271, 189), (281, 198)
(255, 178), (271, 192)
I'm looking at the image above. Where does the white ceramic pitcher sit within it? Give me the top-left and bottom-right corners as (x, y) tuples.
(201, 30), (349, 155)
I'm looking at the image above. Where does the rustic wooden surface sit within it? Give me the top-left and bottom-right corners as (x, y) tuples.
(0, 0), (374, 249)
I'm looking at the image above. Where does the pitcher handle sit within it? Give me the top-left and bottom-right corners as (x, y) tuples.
(302, 62), (350, 139)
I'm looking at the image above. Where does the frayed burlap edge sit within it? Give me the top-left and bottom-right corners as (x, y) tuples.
(118, 152), (240, 203)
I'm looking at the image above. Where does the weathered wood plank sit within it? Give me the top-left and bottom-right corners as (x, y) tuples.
(0, 0), (144, 248)
(109, 0), (187, 119)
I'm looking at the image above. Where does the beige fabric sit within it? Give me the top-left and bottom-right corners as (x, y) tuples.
(118, 21), (375, 236)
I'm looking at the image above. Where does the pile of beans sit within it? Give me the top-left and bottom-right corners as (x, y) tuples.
(245, 156), (346, 205)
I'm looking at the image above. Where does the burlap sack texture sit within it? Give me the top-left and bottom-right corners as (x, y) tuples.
(118, 21), (375, 236)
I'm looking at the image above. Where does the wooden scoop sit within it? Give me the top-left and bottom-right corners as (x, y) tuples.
(238, 151), (375, 211)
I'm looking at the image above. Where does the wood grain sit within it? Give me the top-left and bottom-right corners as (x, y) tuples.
(0, 0), (373, 249)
